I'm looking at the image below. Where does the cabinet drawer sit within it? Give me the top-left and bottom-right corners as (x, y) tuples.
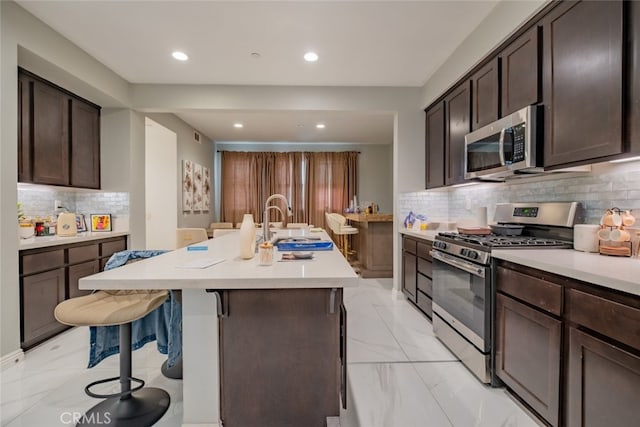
(417, 258), (432, 278)
(101, 238), (127, 259)
(403, 236), (417, 254)
(496, 266), (563, 316)
(68, 244), (99, 264)
(417, 272), (432, 297)
(417, 241), (432, 261)
(416, 290), (432, 318)
(22, 249), (65, 275)
(567, 289), (640, 351)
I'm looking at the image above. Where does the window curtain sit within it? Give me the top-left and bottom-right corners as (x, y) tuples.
(221, 151), (357, 228)
(220, 151), (264, 225)
(306, 152), (358, 229)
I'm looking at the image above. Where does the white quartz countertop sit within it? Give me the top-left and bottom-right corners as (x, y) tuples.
(493, 249), (640, 297)
(19, 231), (129, 250)
(400, 229), (440, 241)
(80, 229), (359, 290)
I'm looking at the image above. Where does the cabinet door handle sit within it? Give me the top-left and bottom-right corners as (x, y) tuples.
(328, 288), (338, 314)
(206, 289), (226, 317)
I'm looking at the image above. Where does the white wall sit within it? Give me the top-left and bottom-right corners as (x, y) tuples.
(145, 113), (215, 229)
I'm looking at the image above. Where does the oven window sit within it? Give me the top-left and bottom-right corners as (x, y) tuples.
(432, 258), (488, 348)
(466, 133), (503, 172)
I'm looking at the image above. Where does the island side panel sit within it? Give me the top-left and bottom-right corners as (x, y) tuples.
(219, 288), (342, 427)
(182, 289), (221, 426)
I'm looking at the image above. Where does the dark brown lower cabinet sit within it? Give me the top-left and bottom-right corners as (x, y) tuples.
(496, 293), (561, 427)
(68, 260), (100, 299)
(20, 236), (128, 349)
(567, 327), (640, 427)
(496, 260), (640, 427)
(402, 251), (417, 302)
(21, 268), (67, 349)
(401, 236), (433, 318)
(219, 288), (344, 427)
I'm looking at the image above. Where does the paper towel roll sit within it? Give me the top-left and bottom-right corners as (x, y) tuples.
(573, 224), (600, 252)
(475, 207), (488, 227)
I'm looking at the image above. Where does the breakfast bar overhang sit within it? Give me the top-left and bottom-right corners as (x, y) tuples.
(80, 229), (359, 427)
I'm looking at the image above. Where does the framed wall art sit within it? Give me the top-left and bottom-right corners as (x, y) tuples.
(90, 214), (112, 232)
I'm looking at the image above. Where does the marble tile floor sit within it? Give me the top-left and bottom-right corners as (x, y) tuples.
(1, 278), (541, 427)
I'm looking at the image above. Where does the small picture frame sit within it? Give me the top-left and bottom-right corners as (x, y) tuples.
(90, 214), (112, 232)
(76, 214), (87, 232)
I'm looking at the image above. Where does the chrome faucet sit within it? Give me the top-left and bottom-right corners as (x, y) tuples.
(263, 194), (293, 242)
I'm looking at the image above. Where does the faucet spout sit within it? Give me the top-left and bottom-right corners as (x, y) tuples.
(263, 193), (293, 242)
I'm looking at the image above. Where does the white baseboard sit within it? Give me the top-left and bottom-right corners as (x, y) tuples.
(0, 349), (24, 371)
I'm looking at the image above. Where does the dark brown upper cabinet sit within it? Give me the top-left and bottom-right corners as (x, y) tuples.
(500, 25), (541, 116)
(31, 78), (70, 186)
(71, 99), (101, 189)
(18, 68), (101, 189)
(444, 81), (471, 186)
(542, 0), (624, 168)
(471, 57), (500, 130)
(425, 101), (445, 189)
(18, 72), (32, 184)
(626, 0), (640, 156)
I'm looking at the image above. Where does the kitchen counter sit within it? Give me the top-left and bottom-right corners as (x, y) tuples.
(344, 213), (393, 222)
(400, 228), (440, 241)
(80, 228), (358, 426)
(493, 249), (640, 297)
(19, 231), (129, 250)
(345, 214), (393, 277)
(80, 229), (357, 289)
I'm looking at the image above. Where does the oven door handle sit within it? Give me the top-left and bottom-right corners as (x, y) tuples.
(432, 250), (486, 278)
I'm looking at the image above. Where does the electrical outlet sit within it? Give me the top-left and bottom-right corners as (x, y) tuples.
(54, 200), (63, 211)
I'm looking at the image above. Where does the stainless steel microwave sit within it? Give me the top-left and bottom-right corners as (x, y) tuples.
(464, 105), (542, 180)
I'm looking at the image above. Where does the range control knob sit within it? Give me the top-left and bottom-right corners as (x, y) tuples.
(468, 251), (479, 260)
(434, 241), (447, 250)
(460, 249), (468, 257)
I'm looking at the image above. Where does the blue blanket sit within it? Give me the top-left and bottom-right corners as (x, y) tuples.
(88, 250), (182, 368)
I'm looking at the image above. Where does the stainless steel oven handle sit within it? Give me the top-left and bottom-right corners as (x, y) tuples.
(432, 250), (485, 278)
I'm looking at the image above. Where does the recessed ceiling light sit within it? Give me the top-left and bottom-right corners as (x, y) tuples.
(316, 123), (325, 129)
(250, 52), (261, 59)
(304, 51), (319, 62)
(172, 51), (189, 61)
(233, 123), (244, 128)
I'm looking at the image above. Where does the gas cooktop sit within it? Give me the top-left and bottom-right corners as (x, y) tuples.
(437, 232), (572, 249)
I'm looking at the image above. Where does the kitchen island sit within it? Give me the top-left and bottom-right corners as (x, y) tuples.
(80, 229), (358, 427)
(345, 213), (393, 278)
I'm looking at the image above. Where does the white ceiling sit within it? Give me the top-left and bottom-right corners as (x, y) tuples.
(17, 0), (499, 144)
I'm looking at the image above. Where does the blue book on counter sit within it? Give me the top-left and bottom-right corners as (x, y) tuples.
(276, 240), (334, 251)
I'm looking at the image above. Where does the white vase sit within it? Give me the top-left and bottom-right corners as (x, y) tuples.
(239, 214), (256, 259)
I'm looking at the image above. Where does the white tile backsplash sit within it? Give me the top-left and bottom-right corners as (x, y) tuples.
(399, 161), (640, 226)
(17, 186), (129, 228)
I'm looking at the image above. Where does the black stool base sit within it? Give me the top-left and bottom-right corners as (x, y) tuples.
(77, 388), (170, 427)
(160, 358), (183, 379)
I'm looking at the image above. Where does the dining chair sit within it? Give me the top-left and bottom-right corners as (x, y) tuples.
(176, 228), (208, 248)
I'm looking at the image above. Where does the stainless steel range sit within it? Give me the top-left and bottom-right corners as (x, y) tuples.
(431, 202), (579, 384)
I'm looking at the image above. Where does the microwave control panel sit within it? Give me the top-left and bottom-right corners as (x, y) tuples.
(511, 123), (526, 163)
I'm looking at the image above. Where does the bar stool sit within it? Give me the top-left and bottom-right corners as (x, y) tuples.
(55, 290), (170, 426)
(326, 213), (358, 260)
